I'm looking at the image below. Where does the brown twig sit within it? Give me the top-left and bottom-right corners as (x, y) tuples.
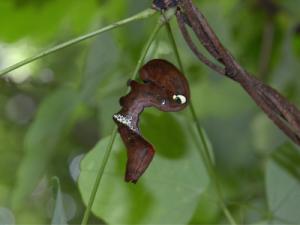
(176, 11), (225, 75)
(176, 0), (300, 146)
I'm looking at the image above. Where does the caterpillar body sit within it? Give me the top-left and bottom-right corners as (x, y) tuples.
(113, 59), (190, 183)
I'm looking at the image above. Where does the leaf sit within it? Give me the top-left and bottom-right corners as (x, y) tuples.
(0, 0), (98, 42)
(97, 91), (122, 136)
(80, 32), (119, 100)
(78, 110), (209, 224)
(189, 188), (220, 224)
(12, 88), (80, 209)
(266, 143), (300, 224)
(272, 27), (300, 90)
(80, 31), (121, 136)
(251, 113), (287, 153)
(280, 1), (300, 20)
(271, 143), (300, 184)
(191, 78), (254, 119)
(202, 113), (255, 168)
(51, 177), (68, 225)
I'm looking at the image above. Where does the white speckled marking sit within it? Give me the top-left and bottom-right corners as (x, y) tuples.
(113, 114), (136, 131)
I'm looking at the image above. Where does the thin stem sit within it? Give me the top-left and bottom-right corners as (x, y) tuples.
(163, 18), (183, 70)
(81, 18), (164, 225)
(258, 17), (274, 80)
(164, 20), (237, 225)
(0, 9), (156, 77)
(81, 127), (117, 225)
(175, 11), (225, 75)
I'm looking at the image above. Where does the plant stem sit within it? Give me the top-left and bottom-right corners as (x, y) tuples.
(81, 127), (117, 225)
(258, 17), (274, 80)
(81, 18), (164, 225)
(0, 8), (156, 77)
(164, 20), (237, 225)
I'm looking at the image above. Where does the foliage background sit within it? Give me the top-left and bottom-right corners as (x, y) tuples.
(0, 0), (300, 224)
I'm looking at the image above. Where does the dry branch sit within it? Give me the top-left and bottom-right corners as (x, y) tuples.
(176, 0), (300, 146)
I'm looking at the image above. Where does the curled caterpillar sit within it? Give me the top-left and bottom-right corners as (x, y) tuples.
(113, 59), (190, 183)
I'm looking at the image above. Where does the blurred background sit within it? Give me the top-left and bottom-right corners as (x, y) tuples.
(0, 0), (300, 224)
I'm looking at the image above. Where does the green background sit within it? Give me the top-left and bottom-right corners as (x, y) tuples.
(0, 0), (300, 224)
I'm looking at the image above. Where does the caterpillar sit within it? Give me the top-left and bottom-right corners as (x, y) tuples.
(113, 59), (190, 183)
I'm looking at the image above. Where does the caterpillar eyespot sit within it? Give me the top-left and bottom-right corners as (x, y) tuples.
(113, 59), (190, 183)
(173, 94), (187, 104)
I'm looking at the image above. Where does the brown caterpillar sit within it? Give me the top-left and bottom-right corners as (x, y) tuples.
(113, 59), (190, 183)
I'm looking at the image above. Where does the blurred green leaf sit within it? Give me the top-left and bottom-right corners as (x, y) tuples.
(0, 0), (98, 43)
(271, 27), (300, 106)
(266, 143), (300, 224)
(251, 113), (286, 154)
(97, 90), (122, 136)
(191, 78), (254, 119)
(272, 28), (300, 88)
(271, 143), (300, 183)
(51, 177), (68, 225)
(281, 1), (300, 20)
(201, 112), (256, 169)
(12, 88), (80, 209)
(80, 32), (120, 100)
(80, 31), (122, 137)
(189, 188), (220, 224)
(78, 111), (209, 224)
(0, 120), (23, 186)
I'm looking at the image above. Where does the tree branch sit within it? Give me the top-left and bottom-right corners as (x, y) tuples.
(176, 11), (225, 75)
(177, 0), (300, 146)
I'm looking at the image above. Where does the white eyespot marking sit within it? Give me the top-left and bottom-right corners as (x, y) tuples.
(172, 94), (187, 104)
(113, 114), (136, 131)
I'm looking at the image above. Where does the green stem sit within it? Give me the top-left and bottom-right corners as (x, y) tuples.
(81, 18), (164, 225)
(0, 8), (156, 77)
(81, 127), (117, 225)
(164, 20), (237, 225)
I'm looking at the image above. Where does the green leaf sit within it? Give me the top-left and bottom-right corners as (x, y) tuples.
(80, 32), (119, 100)
(189, 188), (220, 224)
(266, 143), (300, 224)
(280, 1), (300, 20)
(78, 110), (209, 224)
(0, 0), (98, 42)
(12, 88), (80, 209)
(80, 32), (121, 136)
(97, 91), (122, 136)
(271, 143), (300, 184)
(251, 113), (286, 153)
(51, 177), (68, 225)
(191, 79), (254, 119)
